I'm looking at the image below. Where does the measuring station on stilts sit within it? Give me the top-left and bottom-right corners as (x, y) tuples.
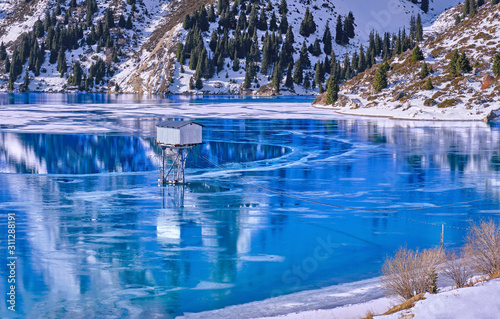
(155, 120), (203, 186)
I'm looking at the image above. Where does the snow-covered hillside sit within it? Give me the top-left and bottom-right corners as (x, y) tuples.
(0, 0), (172, 92)
(158, 0), (461, 95)
(320, 1), (500, 121)
(0, 0), (460, 94)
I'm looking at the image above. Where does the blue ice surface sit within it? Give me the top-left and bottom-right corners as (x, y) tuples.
(0, 94), (499, 318)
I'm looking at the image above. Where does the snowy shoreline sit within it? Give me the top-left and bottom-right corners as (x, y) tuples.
(311, 103), (500, 122)
(179, 275), (500, 319)
(178, 276), (394, 319)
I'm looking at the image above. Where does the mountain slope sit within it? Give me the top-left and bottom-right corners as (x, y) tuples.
(322, 1), (500, 121)
(0, 0), (460, 94)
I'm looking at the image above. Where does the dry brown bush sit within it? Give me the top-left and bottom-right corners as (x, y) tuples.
(444, 251), (472, 288)
(465, 220), (500, 276)
(381, 247), (443, 300)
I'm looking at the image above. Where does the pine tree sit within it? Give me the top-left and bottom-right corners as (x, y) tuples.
(272, 61), (282, 92)
(478, 0), (484, 5)
(293, 59), (303, 84)
(330, 49), (337, 72)
(118, 15), (126, 28)
(299, 7), (316, 37)
(8, 72), (14, 91)
(247, 5), (258, 35)
(208, 5), (216, 22)
(84, 77), (90, 91)
(126, 15), (133, 29)
(232, 51), (240, 71)
(326, 76), (339, 104)
(471, 0), (478, 14)
(335, 15), (343, 45)
(344, 11), (355, 39)
(4, 56), (10, 73)
(422, 0), (429, 13)
(216, 54), (224, 74)
(323, 24), (332, 55)
(493, 53), (500, 76)
(342, 16), (350, 45)
(194, 48), (207, 79)
(299, 42), (311, 69)
(280, 14), (289, 34)
(410, 15), (416, 40)
(237, 11), (247, 30)
(197, 6), (209, 32)
(492, 0), (499, 5)
(34, 18), (44, 38)
(303, 72), (311, 90)
(269, 12), (278, 32)
(285, 26), (295, 45)
(420, 62), (429, 78)
(424, 77), (434, 90)
(195, 76), (203, 89)
(216, 0), (229, 15)
(412, 45), (424, 61)
(10, 46), (23, 78)
(463, 0), (471, 16)
(279, 0), (288, 15)
(416, 14), (423, 42)
(257, 8), (268, 31)
(314, 61), (324, 88)
(0, 42), (6, 60)
(183, 14), (192, 30)
(358, 45), (366, 73)
(72, 61), (83, 87)
(449, 50), (460, 75)
(261, 34), (271, 73)
(243, 59), (256, 89)
(373, 62), (389, 92)
(458, 52), (472, 73)
(57, 48), (67, 77)
(310, 39), (321, 57)
(342, 53), (351, 79)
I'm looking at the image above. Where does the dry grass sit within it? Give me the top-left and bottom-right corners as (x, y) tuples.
(488, 271), (500, 280)
(313, 92), (327, 105)
(360, 310), (375, 319)
(382, 293), (426, 315)
(437, 98), (461, 108)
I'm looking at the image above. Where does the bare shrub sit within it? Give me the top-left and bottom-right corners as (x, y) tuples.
(444, 251), (472, 288)
(381, 247), (443, 300)
(464, 220), (500, 277)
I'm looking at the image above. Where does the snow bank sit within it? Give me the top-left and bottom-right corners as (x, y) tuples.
(188, 278), (500, 319)
(378, 279), (500, 319)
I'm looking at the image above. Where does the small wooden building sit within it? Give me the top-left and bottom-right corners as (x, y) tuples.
(156, 121), (203, 146)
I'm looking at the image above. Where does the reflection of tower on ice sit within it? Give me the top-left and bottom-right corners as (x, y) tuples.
(155, 121), (203, 185)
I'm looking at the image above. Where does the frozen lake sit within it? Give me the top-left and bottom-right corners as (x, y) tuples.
(1, 94), (500, 318)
